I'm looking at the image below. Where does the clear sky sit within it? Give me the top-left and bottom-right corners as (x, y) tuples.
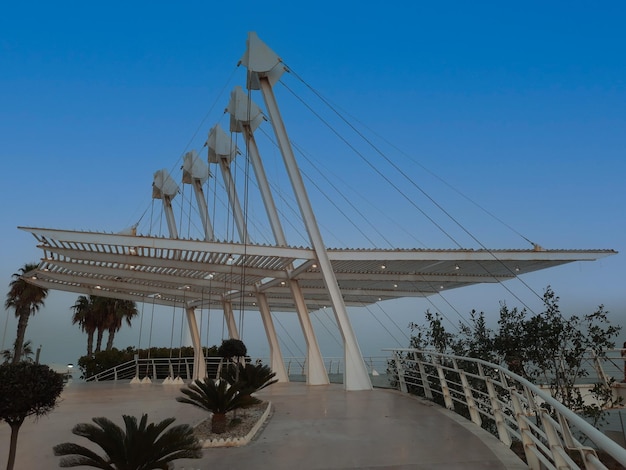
(1, 1), (625, 370)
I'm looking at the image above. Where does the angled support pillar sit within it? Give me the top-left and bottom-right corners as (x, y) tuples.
(182, 150), (214, 241)
(222, 300), (240, 340)
(288, 280), (329, 384)
(186, 307), (207, 380)
(255, 291), (289, 382)
(242, 32), (371, 390)
(228, 85), (327, 385)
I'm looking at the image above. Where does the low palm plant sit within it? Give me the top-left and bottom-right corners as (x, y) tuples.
(221, 363), (278, 401)
(177, 378), (255, 434)
(53, 413), (201, 469)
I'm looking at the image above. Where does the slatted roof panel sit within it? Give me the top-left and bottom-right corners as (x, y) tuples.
(19, 227), (617, 312)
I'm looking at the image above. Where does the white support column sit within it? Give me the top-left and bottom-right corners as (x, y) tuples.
(208, 124), (249, 244)
(182, 150), (214, 241)
(228, 85), (328, 386)
(255, 291), (288, 382)
(222, 300), (240, 339)
(288, 280), (329, 384)
(252, 71), (371, 390)
(153, 169), (206, 382)
(186, 307), (207, 380)
(152, 169), (180, 239)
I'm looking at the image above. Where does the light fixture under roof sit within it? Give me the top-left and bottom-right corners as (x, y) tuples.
(381, 264), (386, 269)
(455, 264), (460, 270)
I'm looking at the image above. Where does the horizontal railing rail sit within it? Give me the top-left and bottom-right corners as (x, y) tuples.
(385, 348), (626, 470)
(83, 355), (394, 384)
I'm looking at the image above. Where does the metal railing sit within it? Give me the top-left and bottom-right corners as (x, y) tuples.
(85, 357), (224, 382)
(83, 355), (393, 384)
(386, 348), (626, 470)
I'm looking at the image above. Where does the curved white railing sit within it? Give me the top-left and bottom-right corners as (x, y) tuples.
(386, 348), (626, 470)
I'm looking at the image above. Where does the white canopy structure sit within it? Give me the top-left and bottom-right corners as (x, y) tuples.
(19, 33), (616, 391)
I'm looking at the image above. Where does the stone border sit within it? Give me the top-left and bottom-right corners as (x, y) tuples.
(199, 401), (273, 448)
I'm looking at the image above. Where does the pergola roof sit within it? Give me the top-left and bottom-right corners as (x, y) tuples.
(20, 226), (616, 312)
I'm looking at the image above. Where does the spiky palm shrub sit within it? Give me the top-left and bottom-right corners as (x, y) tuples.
(176, 379), (254, 434)
(221, 363), (278, 402)
(53, 414), (201, 469)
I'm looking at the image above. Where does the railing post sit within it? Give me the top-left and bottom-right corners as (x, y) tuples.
(185, 360), (190, 379)
(435, 356), (454, 410)
(394, 351), (408, 393)
(479, 363), (511, 446)
(114, 366), (118, 381)
(152, 359), (157, 380)
(541, 410), (571, 469)
(453, 358), (481, 427)
(415, 351), (433, 399)
(511, 390), (541, 470)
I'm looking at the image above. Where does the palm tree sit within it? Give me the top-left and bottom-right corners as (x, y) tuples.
(53, 414), (202, 469)
(177, 379), (255, 434)
(103, 299), (138, 351)
(71, 296), (100, 356)
(5, 263), (48, 364)
(1, 340), (34, 363)
(221, 363), (278, 401)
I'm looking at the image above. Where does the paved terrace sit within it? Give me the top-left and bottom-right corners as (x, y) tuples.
(0, 381), (525, 469)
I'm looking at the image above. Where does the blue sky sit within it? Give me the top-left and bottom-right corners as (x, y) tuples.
(1, 2), (625, 368)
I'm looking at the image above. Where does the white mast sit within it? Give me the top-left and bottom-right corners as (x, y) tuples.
(152, 169), (207, 380)
(241, 32), (372, 390)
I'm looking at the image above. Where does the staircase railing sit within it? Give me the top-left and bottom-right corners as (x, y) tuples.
(386, 348), (626, 470)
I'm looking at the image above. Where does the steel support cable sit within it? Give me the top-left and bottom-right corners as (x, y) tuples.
(410, 276), (471, 330)
(312, 308), (344, 348)
(259, 127), (423, 248)
(284, 71), (544, 301)
(245, 126), (309, 244)
(273, 314), (306, 358)
(291, 140), (388, 247)
(237, 124), (252, 336)
(313, 95), (537, 248)
(145, 296), (156, 377)
(279, 79), (462, 248)
(255, 124), (371, 246)
(298, 161), (377, 246)
(177, 291), (186, 377)
(292, 143), (399, 249)
(362, 302), (409, 346)
(137, 300), (145, 351)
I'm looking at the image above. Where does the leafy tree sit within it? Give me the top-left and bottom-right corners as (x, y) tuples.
(77, 347), (136, 379)
(5, 262), (48, 364)
(0, 362), (64, 470)
(217, 338), (247, 360)
(406, 286), (622, 427)
(53, 414), (202, 469)
(177, 379), (256, 434)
